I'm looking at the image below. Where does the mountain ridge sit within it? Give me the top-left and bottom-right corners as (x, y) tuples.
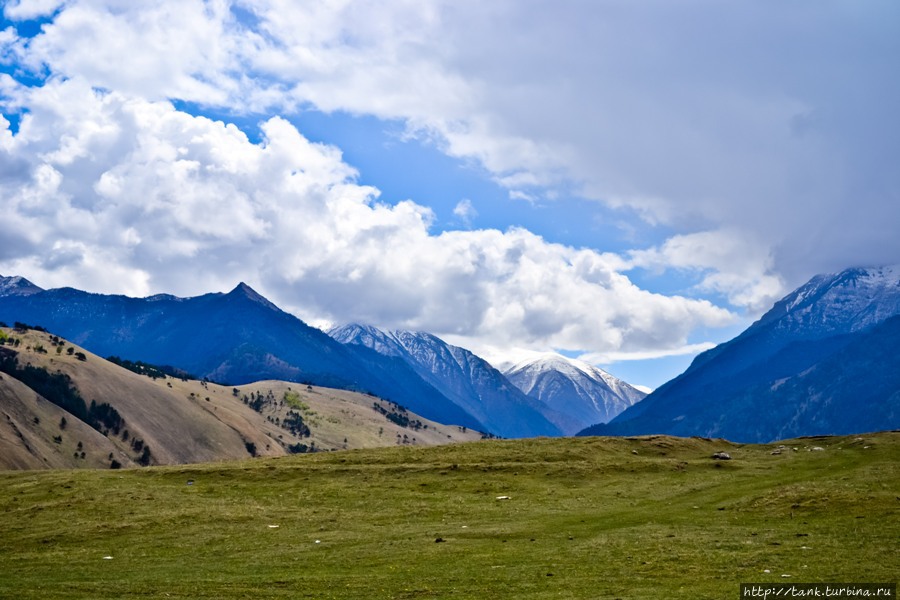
(0, 279), (481, 432)
(328, 323), (563, 438)
(502, 353), (646, 434)
(581, 266), (900, 442)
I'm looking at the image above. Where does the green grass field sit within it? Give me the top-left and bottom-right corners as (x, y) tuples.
(1, 433), (897, 599)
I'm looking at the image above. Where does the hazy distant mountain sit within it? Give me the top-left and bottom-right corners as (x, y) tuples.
(503, 354), (646, 435)
(582, 266), (900, 442)
(0, 279), (478, 430)
(328, 324), (562, 438)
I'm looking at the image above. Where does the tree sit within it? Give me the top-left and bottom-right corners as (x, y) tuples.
(137, 446), (152, 466)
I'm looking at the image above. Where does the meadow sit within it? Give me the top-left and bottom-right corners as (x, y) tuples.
(1, 432), (897, 599)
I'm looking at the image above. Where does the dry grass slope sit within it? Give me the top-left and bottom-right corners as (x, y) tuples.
(0, 328), (483, 470)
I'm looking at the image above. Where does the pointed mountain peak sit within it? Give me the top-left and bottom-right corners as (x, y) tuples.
(226, 282), (280, 311)
(0, 274), (44, 297)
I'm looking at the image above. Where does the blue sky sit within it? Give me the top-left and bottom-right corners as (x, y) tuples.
(1, 1), (898, 389)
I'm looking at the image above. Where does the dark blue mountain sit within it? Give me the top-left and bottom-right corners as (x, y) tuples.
(0, 278), (479, 430)
(581, 266), (900, 442)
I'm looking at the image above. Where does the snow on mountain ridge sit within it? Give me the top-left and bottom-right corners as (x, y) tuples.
(328, 324), (563, 438)
(755, 265), (900, 337)
(506, 353), (632, 392)
(503, 352), (647, 433)
(0, 275), (44, 297)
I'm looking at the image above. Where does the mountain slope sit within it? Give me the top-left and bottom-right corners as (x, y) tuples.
(329, 324), (562, 438)
(0, 327), (484, 470)
(503, 354), (646, 434)
(582, 266), (900, 442)
(0, 274), (43, 297)
(0, 280), (477, 430)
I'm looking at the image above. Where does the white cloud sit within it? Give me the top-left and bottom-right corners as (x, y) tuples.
(452, 198), (476, 227)
(0, 77), (733, 358)
(626, 229), (785, 312)
(3, 0), (897, 366)
(578, 342), (718, 365)
(2, 0), (64, 20)
(8, 0), (894, 297)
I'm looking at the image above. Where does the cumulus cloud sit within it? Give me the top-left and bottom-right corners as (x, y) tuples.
(2, 0), (897, 367)
(626, 229), (785, 312)
(7, 0), (895, 298)
(0, 77), (733, 358)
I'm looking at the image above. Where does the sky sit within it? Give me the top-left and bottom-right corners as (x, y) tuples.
(1, 0), (898, 390)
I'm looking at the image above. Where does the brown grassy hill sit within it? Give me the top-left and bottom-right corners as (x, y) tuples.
(0, 327), (483, 470)
(0, 371), (128, 469)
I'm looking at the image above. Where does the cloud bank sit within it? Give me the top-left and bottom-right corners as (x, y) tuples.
(0, 77), (732, 359)
(2, 0), (897, 366)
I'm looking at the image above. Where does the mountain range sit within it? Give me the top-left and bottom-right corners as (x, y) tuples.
(329, 324), (563, 437)
(3, 265), (899, 448)
(0, 276), (641, 439)
(581, 265), (900, 442)
(0, 280), (483, 432)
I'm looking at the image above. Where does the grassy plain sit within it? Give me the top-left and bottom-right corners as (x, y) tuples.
(1, 432), (897, 599)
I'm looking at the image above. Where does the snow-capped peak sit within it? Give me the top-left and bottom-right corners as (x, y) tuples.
(0, 275), (44, 297)
(506, 352), (616, 383)
(755, 264), (900, 336)
(502, 352), (647, 432)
